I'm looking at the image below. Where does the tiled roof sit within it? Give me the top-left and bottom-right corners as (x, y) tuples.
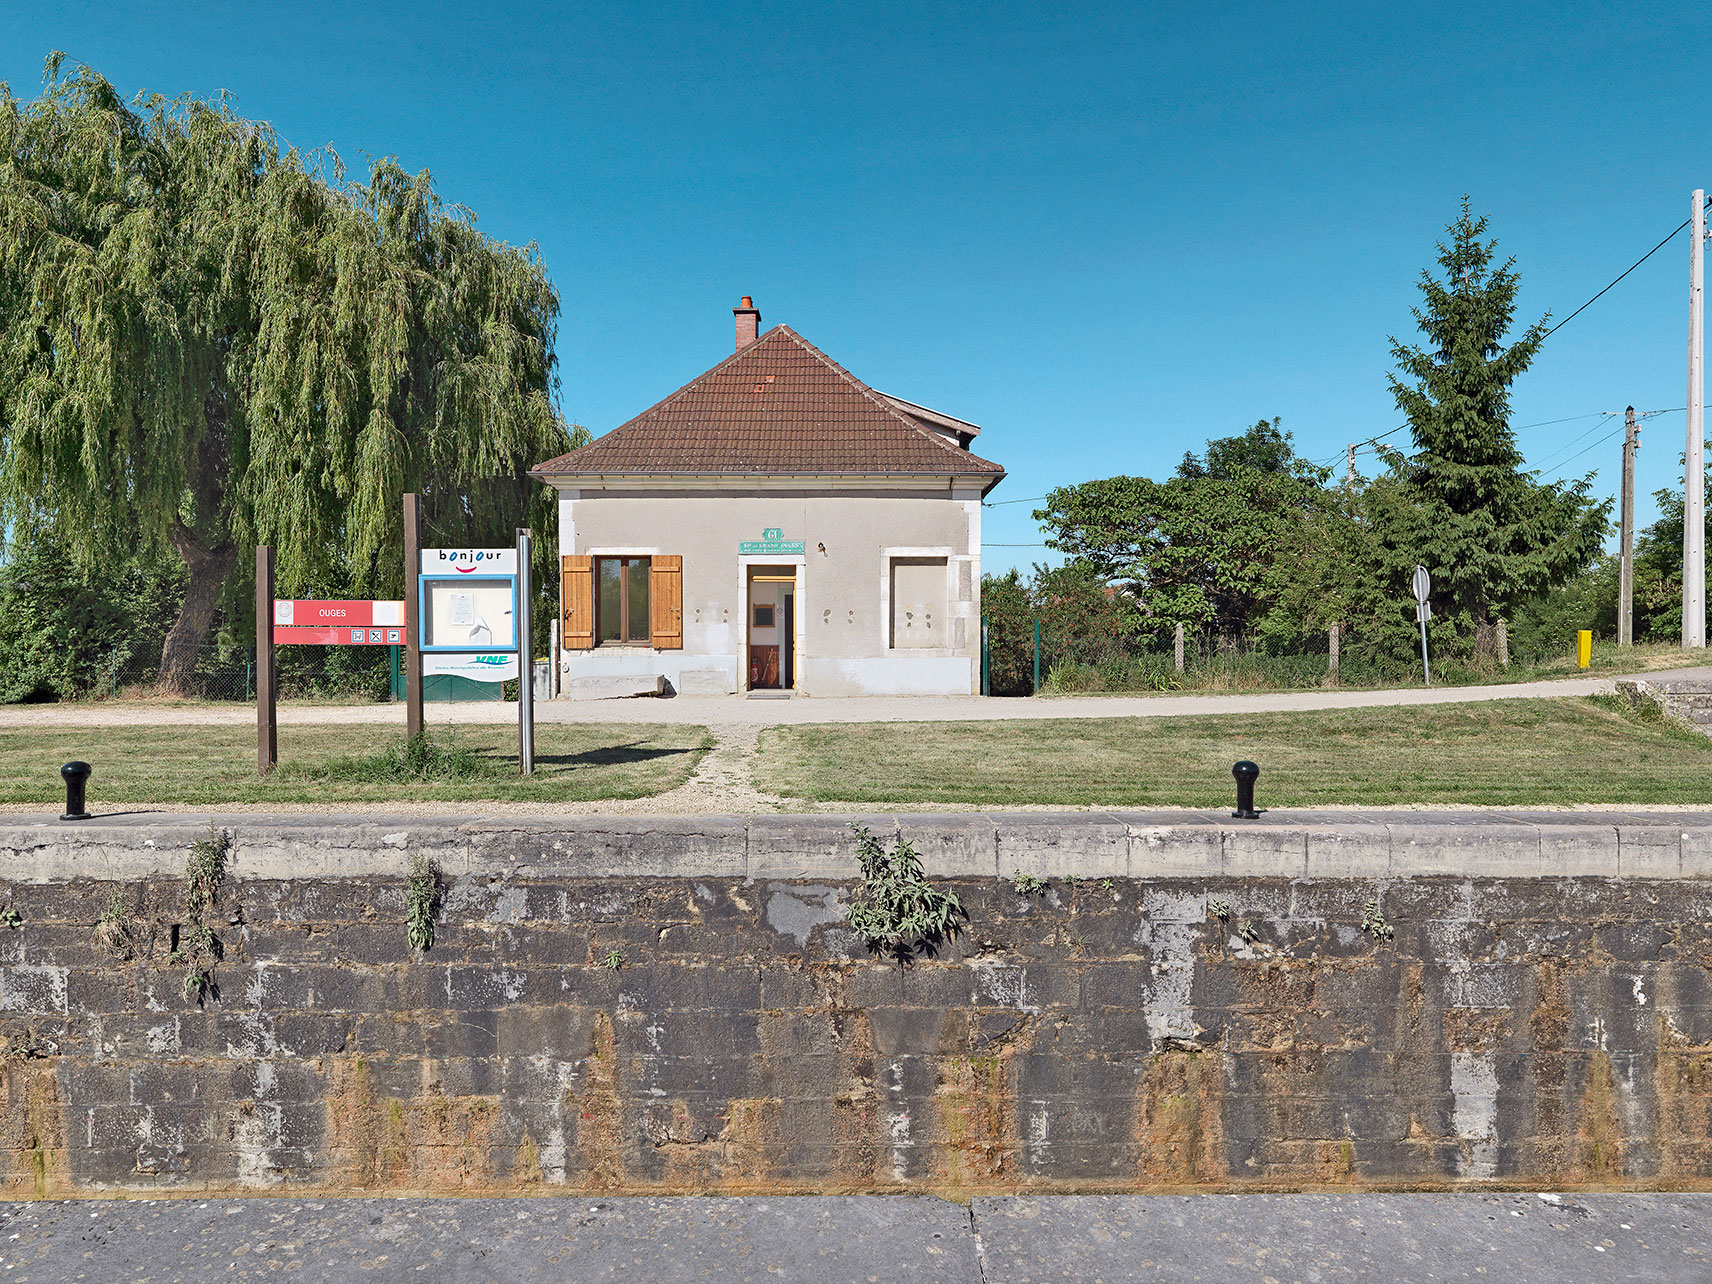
(531, 326), (1005, 485)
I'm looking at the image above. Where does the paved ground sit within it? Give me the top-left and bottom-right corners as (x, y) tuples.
(0, 1192), (1705, 1282)
(0, 668), (1695, 730)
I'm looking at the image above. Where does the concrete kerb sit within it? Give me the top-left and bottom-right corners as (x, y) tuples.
(3, 810), (1712, 883)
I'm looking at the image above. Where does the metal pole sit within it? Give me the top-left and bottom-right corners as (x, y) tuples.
(1419, 616), (1431, 687)
(1687, 190), (1706, 648)
(255, 546), (276, 775)
(1620, 406), (1638, 646)
(1032, 618), (1041, 694)
(980, 616), (990, 696)
(403, 493), (425, 739)
(517, 528), (534, 774)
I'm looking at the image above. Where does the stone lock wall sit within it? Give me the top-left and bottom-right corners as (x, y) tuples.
(0, 813), (1710, 1195)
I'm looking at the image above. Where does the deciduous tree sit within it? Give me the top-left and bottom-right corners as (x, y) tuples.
(0, 57), (575, 692)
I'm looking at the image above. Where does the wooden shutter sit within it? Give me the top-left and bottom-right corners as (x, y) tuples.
(649, 555), (682, 649)
(561, 555), (594, 650)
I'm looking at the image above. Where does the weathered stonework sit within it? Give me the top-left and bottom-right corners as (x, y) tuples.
(1, 816), (1711, 1196)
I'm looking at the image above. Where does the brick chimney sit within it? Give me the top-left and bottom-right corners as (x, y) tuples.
(734, 296), (760, 351)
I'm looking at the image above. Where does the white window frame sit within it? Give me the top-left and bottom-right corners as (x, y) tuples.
(881, 546), (956, 654)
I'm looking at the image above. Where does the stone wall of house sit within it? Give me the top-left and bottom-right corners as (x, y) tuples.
(1, 812), (1709, 1194)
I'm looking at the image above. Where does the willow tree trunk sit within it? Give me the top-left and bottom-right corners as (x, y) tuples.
(158, 522), (237, 696)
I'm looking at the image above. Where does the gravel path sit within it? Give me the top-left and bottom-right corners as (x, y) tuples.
(0, 667), (1693, 730)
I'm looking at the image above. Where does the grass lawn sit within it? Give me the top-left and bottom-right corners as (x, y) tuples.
(0, 723), (712, 805)
(755, 697), (1712, 807)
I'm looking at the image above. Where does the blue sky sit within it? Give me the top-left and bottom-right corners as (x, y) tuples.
(8, 1), (1711, 571)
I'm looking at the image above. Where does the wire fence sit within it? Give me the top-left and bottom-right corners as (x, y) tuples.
(984, 620), (1580, 697)
(87, 643), (403, 703)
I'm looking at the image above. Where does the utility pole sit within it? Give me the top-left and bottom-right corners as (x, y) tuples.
(1619, 407), (1638, 646)
(1687, 189), (1706, 649)
(1346, 443), (1356, 486)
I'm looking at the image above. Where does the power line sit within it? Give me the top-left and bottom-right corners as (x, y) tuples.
(1515, 411), (1607, 431)
(1546, 425), (1627, 472)
(1530, 413), (1621, 469)
(983, 495), (1048, 507)
(1540, 196), (1710, 340)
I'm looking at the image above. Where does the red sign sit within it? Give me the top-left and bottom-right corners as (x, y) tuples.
(274, 599), (403, 628)
(272, 600), (405, 645)
(275, 625), (404, 647)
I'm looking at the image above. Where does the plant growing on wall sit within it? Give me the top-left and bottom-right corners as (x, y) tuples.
(846, 824), (964, 962)
(172, 828), (228, 1002)
(1360, 898), (1396, 942)
(405, 855), (443, 953)
(93, 886), (133, 959)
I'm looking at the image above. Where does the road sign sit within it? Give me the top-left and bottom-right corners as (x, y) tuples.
(1412, 565), (1432, 686)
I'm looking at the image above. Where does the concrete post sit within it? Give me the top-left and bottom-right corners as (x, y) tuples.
(1174, 622), (1185, 674)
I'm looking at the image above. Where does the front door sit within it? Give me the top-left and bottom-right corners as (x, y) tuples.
(747, 567), (796, 691)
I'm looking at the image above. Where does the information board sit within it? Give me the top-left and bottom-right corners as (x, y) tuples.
(272, 600), (404, 645)
(419, 549), (519, 653)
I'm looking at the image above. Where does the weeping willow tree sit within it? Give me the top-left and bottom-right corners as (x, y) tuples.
(0, 56), (577, 692)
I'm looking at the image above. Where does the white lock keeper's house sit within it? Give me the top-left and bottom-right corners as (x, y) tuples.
(530, 297), (1006, 697)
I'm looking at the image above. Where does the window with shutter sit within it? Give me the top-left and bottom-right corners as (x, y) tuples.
(561, 555), (594, 650)
(650, 555), (682, 649)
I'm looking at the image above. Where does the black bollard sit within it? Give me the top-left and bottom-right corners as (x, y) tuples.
(1231, 760), (1260, 819)
(60, 762), (92, 821)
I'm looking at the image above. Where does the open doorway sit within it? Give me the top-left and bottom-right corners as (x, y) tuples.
(746, 566), (796, 693)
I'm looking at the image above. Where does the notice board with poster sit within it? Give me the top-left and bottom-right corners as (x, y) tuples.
(419, 548), (519, 653)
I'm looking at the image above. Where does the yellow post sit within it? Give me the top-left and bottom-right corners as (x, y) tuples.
(1577, 629), (1592, 669)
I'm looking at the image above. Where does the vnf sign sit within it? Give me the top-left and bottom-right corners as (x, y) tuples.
(739, 527), (805, 555)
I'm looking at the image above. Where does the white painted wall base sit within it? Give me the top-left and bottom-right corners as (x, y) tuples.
(805, 654), (976, 697)
(562, 650), (740, 697)
(560, 649), (975, 697)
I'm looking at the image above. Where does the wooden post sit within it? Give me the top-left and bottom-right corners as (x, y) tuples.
(1329, 621), (1339, 681)
(1174, 622), (1185, 674)
(255, 545), (276, 776)
(403, 493), (424, 740)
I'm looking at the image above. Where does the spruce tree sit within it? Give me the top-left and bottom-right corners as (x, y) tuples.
(1385, 200), (1608, 658)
